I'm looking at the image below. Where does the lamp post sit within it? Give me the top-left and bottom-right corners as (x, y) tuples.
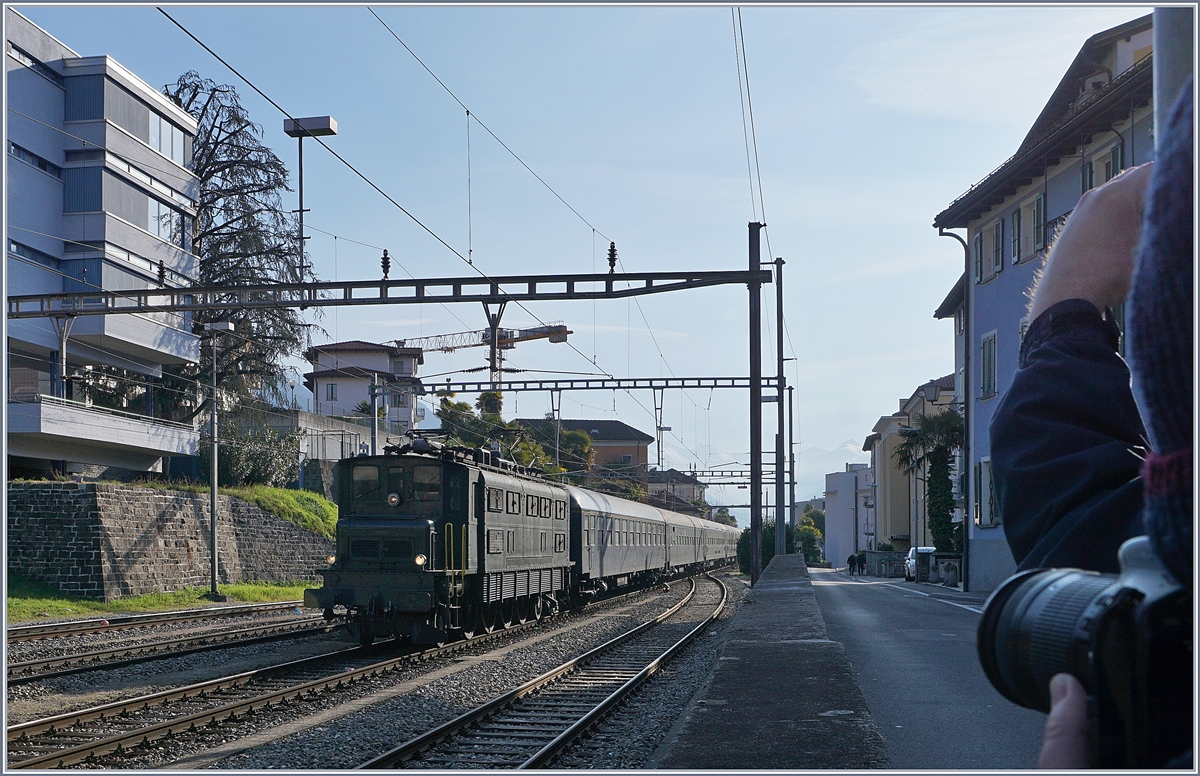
(283, 116), (338, 282)
(204, 321), (234, 602)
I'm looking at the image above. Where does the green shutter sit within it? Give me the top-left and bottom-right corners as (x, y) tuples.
(1034, 194), (1045, 250)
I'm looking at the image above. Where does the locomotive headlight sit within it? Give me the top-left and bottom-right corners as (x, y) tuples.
(414, 554), (427, 567)
(387, 493), (401, 507)
(326, 554), (337, 565)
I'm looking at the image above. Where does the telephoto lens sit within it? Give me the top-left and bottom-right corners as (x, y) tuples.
(976, 537), (1192, 768)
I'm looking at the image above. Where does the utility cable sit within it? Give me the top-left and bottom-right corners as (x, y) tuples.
(368, 7), (611, 244)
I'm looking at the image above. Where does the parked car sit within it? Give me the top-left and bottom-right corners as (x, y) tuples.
(904, 546), (937, 581)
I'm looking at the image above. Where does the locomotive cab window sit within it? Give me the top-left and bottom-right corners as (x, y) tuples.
(351, 466), (382, 512)
(413, 466), (441, 501)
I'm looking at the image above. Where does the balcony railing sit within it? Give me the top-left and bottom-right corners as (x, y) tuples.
(9, 393), (195, 430)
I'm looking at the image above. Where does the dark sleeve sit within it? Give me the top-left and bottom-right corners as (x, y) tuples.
(989, 299), (1147, 573)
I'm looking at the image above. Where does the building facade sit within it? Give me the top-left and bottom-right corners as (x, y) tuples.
(932, 15), (1154, 591)
(303, 340), (425, 437)
(7, 10), (201, 477)
(824, 462), (872, 569)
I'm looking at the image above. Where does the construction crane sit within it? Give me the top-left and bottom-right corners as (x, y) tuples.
(395, 323), (570, 353)
(396, 322), (571, 388)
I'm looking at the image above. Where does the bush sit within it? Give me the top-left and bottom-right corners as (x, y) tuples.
(130, 481), (337, 539)
(737, 522), (795, 574)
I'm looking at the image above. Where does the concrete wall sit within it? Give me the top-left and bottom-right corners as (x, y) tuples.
(7, 482), (333, 600)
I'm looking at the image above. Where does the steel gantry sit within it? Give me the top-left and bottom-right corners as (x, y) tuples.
(5, 270), (770, 318)
(9, 258), (779, 585)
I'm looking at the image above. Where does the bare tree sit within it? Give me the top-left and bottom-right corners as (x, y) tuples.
(158, 72), (317, 423)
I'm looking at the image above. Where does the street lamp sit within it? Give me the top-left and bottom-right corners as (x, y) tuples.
(204, 321), (234, 602)
(283, 116), (338, 282)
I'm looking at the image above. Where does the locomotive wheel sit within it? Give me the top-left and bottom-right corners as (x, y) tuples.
(459, 603), (478, 640)
(531, 595), (546, 622)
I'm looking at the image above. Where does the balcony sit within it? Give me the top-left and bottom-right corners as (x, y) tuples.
(8, 394), (198, 469)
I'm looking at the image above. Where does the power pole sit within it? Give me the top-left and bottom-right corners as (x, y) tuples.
(775, 257), (787, 556)
(748, 222), (764, 585)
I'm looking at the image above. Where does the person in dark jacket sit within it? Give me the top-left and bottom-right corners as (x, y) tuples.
(990, 78), (1192, 769)
(858, 553), (867, 576)
(846, 553), (857, 576)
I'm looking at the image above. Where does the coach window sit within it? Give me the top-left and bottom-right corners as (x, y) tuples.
(413, 466), (441, 501)
(540, 497), (551, 518)
(507, 491), (521, 514)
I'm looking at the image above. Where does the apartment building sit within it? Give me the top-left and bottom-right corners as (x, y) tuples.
(932, 15), (1154, 590)
(6, 9), (200, 477)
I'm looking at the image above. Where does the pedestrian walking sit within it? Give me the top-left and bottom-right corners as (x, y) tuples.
(846, 553), (857, 576)
(858, 553), (867, 576)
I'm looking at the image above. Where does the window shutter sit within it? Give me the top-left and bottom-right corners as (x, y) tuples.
(993, 222), (1003, 272)
(1011, 208), (1021, 263)
(1111, 144), (1122, 176)
(974, 233), (983, 283)
(981, 335), (996, 398)
(1034, 194), (1045, 250)
(988, 464), (999, 524)
(974, 461), (982, 525)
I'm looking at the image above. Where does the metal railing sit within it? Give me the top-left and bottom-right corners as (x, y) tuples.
(9, 393), (195, 430)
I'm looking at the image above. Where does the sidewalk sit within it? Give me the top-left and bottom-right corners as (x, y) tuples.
(647, 555), (889, 769)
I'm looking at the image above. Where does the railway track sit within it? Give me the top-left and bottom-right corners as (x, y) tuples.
(7, 616), (337, 685)
(357, 573), (727, 769)
(5, 581), (680, 769)
(7, 601), (307, 643)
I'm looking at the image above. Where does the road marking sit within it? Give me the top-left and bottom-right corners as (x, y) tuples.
(883, 583), (983, 613)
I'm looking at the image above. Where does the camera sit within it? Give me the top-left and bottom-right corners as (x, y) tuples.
(977, 536), (1192, 768)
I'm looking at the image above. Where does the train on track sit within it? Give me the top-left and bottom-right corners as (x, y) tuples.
(304, 438), (740, 645)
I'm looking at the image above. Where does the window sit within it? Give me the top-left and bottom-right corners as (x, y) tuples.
(325, 383), (337, 401)
(486, 487), (504, 512)
(1033, 194), (1046, 250)
(1018, 315), (1031, 344)
(992, 221), (1003, 273)
(147, 197), (185, 248)
(506, 490), (521, 514)
(391, 359), (413, 376)
(1081, 161), (1095, 193)
(9, 142), (62, 178)
(1107, 145), (1122, 181)
(149, 112), (186, 166)
(1010, 208), (1022, 264)
(7, 42), (63, 87)
(413, 465), (441, 501)
(555, 533), (567, 553)
(555, 500), (567, 520)
(981, 332), (997, 399)
(506, 531), (515, 553)
(352, 465), (380, 506)
(540, 532), (547, 552)
(540, 496), (551, 518)
(973, 232), (983, 283)
(526, 494), (538, 517)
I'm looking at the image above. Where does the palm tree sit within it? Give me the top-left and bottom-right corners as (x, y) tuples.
(893, 410), (965, 553)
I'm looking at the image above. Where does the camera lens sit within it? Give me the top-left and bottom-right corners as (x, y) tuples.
(977, 567), (1118, 712)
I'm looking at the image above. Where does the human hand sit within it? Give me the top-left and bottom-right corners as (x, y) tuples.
(1029, 162), (1155, 320)
(1038, 673), (1090, 769)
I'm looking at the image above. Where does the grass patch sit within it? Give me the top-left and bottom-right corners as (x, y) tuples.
(85, 480), (338, 540)
(7, 570), (314, 624)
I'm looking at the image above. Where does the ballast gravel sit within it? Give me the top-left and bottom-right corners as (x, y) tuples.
(206, 575), (746, 771)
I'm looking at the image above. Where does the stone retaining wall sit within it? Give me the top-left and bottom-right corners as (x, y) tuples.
(7, 482), (334, 601)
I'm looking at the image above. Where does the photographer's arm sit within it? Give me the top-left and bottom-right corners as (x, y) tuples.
(989, 165), (1152, 573)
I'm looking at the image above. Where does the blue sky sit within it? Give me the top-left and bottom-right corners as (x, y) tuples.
(14, 4), (1149, 511)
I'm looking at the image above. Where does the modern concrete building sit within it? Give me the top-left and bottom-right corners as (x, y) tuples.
(7, 9), (201, 477)
(824, 462), (872, 569)
(303, 340), (425, 436)
(932, 15), (1154, 591)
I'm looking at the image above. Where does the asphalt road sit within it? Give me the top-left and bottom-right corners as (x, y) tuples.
(810, 567), (1046, 770)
